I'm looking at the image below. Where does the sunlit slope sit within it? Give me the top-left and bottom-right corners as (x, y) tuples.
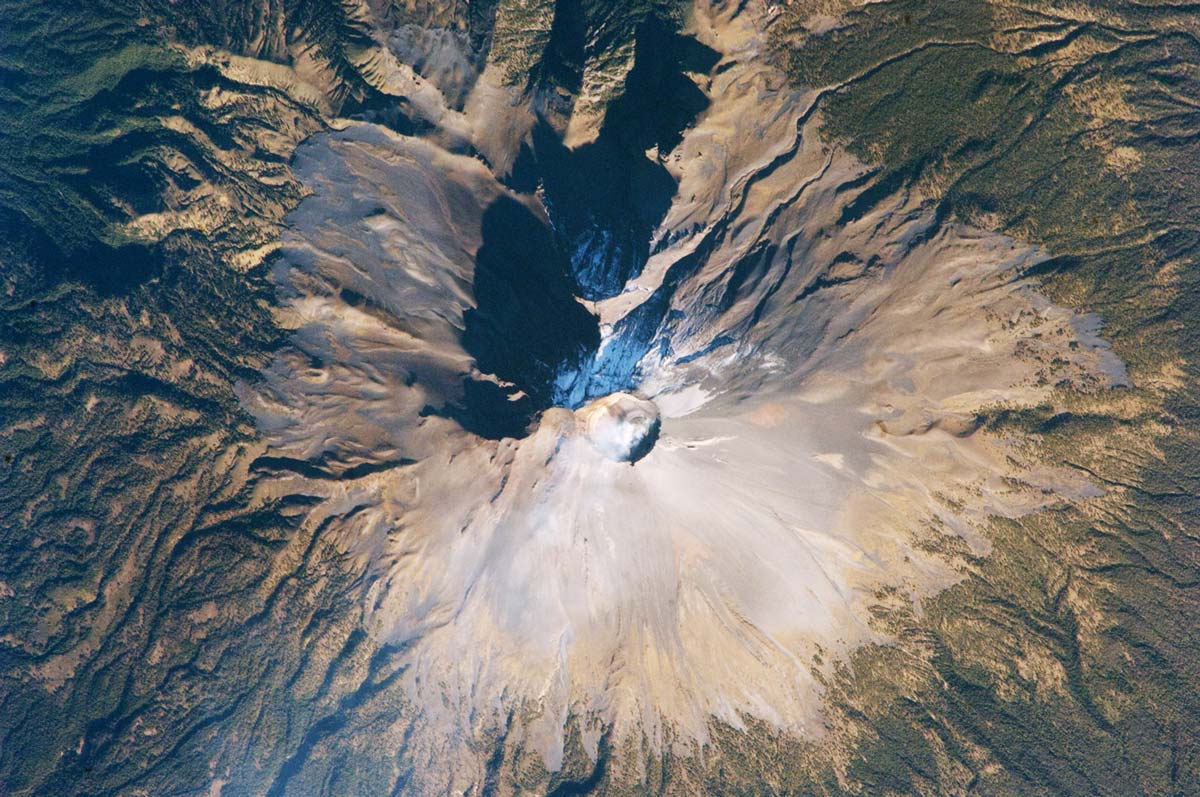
(751, 2), (1200, 794)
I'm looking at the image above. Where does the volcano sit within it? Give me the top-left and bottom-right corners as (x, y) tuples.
(3, 1), (1200, 796)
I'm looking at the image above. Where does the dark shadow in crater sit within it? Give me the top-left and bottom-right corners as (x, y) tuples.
(457, 196), (600, 439)
(626, 417), (660, 465)
(449, 16), (721, 433)
(520, 14), (720, 300)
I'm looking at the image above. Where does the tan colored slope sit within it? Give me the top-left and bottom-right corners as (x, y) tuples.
(237, 3), (1130, 792)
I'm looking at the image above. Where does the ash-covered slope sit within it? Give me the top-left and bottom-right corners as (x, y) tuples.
(3, 1), (1200, 796)
(240, 6), (1127, 789)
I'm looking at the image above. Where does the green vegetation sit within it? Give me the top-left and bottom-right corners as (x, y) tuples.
(760, 1), (1200, 793)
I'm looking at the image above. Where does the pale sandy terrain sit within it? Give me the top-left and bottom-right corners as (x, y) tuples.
(235, 3), (1129, 790)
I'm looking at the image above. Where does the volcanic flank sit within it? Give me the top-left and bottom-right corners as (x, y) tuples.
(234, 0), (1130, 792)
(10, 0), (1200, 793)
